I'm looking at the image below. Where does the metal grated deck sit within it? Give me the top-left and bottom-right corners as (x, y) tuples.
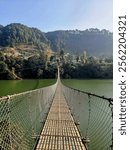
(36, 84), (86, 150)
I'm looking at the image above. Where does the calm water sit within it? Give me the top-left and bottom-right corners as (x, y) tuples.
(0, 79), (113, 149)
(0, 79), (113, 97)
(62, 79), (113, 149)
(0, 79), (56, 96)
(62, 79), (113, 98)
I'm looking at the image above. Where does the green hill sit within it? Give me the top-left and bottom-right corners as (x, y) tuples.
(46, 29), (113, 56)
(0, 23), (49, 50)
(0, 23), (113, 57)
(0, 24), (113, 79)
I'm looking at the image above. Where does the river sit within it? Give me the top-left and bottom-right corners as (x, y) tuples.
(62, 79), (113, 98)
(0, 79), (56, 96)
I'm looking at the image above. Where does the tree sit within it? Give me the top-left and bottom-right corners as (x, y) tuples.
(0, 52), (5, 61)
(59, 49), (64, 58)
(0, 23), (49, 48)
(37, 69), (43, 78)
(0, 61), (8, 73)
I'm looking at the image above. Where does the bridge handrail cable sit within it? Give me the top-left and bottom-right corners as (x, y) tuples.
(61, 82), (113, 150)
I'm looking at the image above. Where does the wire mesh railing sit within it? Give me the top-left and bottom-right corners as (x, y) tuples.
(61, 83), (113, 150)
(0, 83), (57, 150)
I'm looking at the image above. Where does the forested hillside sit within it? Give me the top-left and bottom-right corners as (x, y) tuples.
(0, 23), (49, 49)
(0, 23), (113, 79)
(46, 29), (113, 56)
(0, 24), (113, 57)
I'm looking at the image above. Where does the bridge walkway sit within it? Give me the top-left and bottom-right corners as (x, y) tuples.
(36, 83), (86, 150)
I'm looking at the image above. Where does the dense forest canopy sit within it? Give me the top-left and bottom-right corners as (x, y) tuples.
(0, 23), (49, 49)
(0, 23), (113, 79)
(0, 23), (112, 57)
(46, 29), (113, 57)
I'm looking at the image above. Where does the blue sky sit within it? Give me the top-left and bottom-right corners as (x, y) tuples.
(0, 0), (113, 32)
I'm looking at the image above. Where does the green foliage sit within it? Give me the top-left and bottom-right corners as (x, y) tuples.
(0, 23), (112, 57)
(0, 23), (49, 49)
(0, 52), (5, 61)
(61, 63), (113, 79)
(0, 51), (57, 79)
(0, 50), (113, 80)
(0, 23), (113, 79)
(0, 61), (8, 73)
(0, 61), (12, 79)
(46, 29), (113, 57)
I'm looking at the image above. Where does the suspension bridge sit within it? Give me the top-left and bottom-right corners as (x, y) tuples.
(0, 67), (113, 150)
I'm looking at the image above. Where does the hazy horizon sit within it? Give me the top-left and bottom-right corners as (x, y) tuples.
(0, 22), (113, 33)
(0, 0), (113, 32)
